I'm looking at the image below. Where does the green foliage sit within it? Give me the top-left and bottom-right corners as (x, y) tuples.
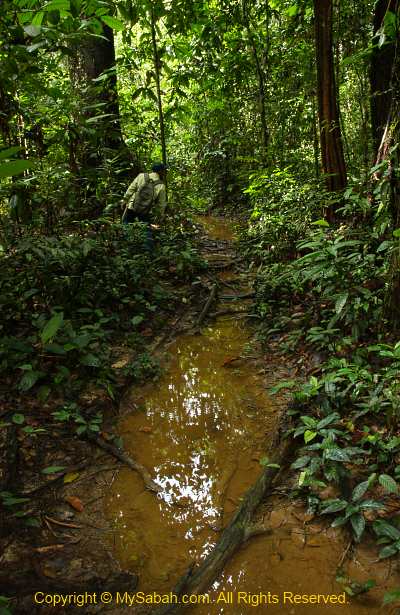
(242, 169), (326, 261)
(249, 164), (400, 557)
(0, 218), (203, 408)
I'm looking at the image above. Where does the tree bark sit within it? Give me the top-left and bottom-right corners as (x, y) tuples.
(69, 25), (134, 170)
(381, 28), (400, 326)
(151, 6), (168, 196)
(242, 0), (269, 165)
(314, 0), (347, 193)
(370, 0), (399, 159)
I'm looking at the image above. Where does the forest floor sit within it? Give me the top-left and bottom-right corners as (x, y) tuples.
(2, 216), (398, 615)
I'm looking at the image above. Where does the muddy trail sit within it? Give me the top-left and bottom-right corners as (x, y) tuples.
(102, 217), (399, 615)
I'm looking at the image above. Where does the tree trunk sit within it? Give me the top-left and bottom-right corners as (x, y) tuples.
(370, 0), (399, 159)
(69, 25), (133, 170)
(314, 0), (347, 193)
(150, 6), (168, 196)
(242, 0), (269, 165)
(379, 30), (400, 326)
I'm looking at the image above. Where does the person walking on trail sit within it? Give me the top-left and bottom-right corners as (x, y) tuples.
(121, 163), (168, 250)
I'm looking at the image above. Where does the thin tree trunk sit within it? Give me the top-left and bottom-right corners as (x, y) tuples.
(378, 29), (400, 326)
(242, 0), (269, 165)
(370, 0), (399, 159)
(312, 91), (320, 179)
(314, 0), (347, 195)
(150, 6), (168, 196)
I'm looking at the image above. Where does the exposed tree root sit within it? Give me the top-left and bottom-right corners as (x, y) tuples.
(88, 434), (162, 494)
(150, 427), (294, 614)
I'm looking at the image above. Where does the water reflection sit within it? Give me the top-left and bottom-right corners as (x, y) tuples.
(106, 316), (273, 585)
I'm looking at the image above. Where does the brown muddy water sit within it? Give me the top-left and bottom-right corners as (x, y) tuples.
(105, 217), (399, 614)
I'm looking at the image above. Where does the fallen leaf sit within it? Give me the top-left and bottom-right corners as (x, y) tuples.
(222, 356), (241, 367)
(139, 426), (153, 434)
(65, 496), (84, 513)
(63, 472), (80, 484)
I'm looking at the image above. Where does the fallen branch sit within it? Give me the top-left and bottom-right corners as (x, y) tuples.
(196, 284), (217, 328)
(219, 292), (255, 300)
(151, 429), (294, 615)
(88, 434), (161, 494)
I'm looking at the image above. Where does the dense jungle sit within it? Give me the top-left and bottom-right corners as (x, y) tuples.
(1, 0), (400, 613)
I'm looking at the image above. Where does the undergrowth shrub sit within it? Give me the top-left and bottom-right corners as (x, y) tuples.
(246, 170), (400, 549)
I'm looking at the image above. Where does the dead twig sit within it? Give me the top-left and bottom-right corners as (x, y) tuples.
(338, 539), (353, 568)
(44, 516), (82, 529)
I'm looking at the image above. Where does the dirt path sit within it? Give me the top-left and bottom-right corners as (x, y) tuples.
(5, 216), (399, 615)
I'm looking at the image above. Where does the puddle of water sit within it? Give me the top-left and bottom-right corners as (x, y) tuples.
(106, 315), (276, 592)
(195, 215), (236, 241)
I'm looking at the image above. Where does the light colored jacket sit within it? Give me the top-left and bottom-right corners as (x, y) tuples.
(122, 172), (167, 219)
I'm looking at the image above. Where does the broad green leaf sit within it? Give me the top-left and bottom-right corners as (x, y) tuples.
(101, 15), (125, 31)
(40, 312), (64, 344)
(31, 11), (45, 25)
(23, 24), (42, 37)
(393, 228), (400, 238)
(317, 413), (340, 429)
(286, 4), (299, 17)
(379, 544), (398, 559)
(269, 380), (297, 394)
(379, 474), (398, 494)
(321, 499), (347, 514)
(335, 292), (349, 315)
(131, 315), (144, 326)
(373, 519), (400, 541)
(304, 430), (317, 443)
(352, 480), (369, 501)
(41, 466), (66, 474)
(0, 146), (21, 161)
(19, 370), (41, 392)
(350, 513), (366, 541)
(0, 160), (34, 178)
(383, 589), (400, 604)
(301, 415), (317, 428)
(12, 413), (25, 425)
(331, 515), (348, 527)
(359, 499), (382, 510)
(291, 456), (311, 470)
(324, 448), (350, 462)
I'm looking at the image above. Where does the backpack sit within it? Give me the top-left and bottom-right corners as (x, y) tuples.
(131, 173), (162, 217)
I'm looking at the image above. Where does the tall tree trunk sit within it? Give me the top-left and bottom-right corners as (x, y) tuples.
(314, 0), (347, 194)
(242, 0), (269, 165)
(370, 0), (399, 159)
(378, 28), (400, 325)
(69, 25), (133, 170)
(150, 6), (168, 196)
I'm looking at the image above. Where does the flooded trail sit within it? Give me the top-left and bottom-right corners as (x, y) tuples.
(105, 216), (398, 615)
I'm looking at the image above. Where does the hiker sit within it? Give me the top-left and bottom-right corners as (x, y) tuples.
(121, 162), (168, 249)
